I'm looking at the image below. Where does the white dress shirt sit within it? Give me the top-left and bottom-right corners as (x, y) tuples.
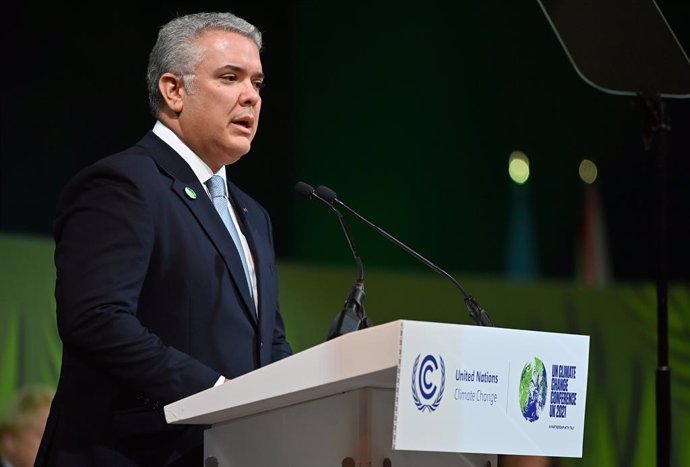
(153, 121), (258, 387)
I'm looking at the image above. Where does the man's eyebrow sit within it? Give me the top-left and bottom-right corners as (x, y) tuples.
(218, 64), (265, 79)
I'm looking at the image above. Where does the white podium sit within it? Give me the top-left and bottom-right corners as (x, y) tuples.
(165, 320), (590, 467)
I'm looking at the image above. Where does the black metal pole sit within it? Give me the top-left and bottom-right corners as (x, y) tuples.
(639, 92), (671, 467)
(655, 103), (670, 467)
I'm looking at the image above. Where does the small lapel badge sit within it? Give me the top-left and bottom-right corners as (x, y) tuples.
(242, 207), (248, 213)
(184, 187), (197, 200)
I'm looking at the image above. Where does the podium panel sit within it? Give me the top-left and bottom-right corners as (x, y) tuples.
(205, 388), (495, 467)
(394, 321), (589, 457)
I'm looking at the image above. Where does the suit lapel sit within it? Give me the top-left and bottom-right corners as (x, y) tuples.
(138, 132), (257, 323)
(228, 181), (285, 350)
(171, 180), (257, 321)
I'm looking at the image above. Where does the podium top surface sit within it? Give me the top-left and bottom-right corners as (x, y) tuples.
(164, 320), (588, 426)
(165, 319), (405, 425)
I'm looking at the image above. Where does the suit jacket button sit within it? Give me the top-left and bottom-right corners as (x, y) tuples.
(260, 341), (264, 350)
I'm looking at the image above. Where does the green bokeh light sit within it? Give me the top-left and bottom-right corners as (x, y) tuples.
(579, 159), (598, 184)
(509, 151), (530, 184)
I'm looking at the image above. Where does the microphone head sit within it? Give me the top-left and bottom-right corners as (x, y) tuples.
(294, 181), (316, 198)
(315, 185), (338, 203)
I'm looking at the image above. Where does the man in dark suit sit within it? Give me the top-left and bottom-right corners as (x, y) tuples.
(35, 11), (292, 467)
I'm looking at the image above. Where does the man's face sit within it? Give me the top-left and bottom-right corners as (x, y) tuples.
(176, 30), (263, 171)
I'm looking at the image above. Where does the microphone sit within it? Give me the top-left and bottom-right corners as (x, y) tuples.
(294, 182), (372, 339)
(314, 185), (494, 327)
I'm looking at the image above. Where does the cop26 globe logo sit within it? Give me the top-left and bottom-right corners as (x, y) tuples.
(519, 357), (548, 422)
(411, 354), (445, 412)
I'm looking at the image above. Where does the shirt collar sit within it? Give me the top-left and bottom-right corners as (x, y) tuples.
(152, 121), (227, 187)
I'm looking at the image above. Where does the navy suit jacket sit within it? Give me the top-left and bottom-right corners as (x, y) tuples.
(36, 131), (292, 466)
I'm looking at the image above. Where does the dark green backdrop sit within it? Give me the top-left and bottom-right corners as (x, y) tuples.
(1, 2), (690, 467)
(2, 2), (689, 280)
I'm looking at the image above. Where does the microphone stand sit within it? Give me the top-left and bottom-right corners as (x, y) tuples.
(294, 182), (372, 339)
(323, 204), (371, 340)
(327, 279), (370, 341)
(315, 185), (493, 327)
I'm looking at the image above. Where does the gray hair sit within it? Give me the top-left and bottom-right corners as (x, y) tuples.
(146, 12), (262, 117)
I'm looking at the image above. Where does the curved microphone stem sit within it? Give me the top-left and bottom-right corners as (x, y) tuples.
(316, 185), (493, 327)
(338, 199), (465, 293)
(319, 196), (364, 283)
(294, 182), (372, 339)
(295, 182), (364, 282)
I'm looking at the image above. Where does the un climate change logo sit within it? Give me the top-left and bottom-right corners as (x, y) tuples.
(411, 354), (445, 412)
(519, 357), (548, 422)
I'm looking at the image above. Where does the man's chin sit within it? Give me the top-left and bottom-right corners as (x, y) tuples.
(224, 145), (251, 165)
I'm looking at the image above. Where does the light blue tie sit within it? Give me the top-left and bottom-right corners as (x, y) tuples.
(206, 175), (254, 300)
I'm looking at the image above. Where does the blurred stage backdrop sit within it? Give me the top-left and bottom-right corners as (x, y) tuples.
(1, 2), (689, 466)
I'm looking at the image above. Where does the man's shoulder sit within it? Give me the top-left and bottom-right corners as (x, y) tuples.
(69, 132), (170, 182)
(94, 131), (164, 171)
(56, 133), (172, 205)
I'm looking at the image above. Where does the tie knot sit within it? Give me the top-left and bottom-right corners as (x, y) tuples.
(207, 175), (226, 199)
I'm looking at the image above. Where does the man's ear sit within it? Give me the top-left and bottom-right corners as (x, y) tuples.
(158, 73), (185, 113)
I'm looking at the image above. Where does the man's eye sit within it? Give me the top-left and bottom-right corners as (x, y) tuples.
(254, 81), (265, 91)
(221, 75), (238, 82)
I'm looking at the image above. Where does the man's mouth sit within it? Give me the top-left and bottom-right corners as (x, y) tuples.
(231, 115), (254, 131)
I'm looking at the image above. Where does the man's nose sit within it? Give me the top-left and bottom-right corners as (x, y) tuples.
(240, 81), (261, 106)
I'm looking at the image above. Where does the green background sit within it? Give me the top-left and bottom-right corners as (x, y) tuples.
(1, 234), (688, 467)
